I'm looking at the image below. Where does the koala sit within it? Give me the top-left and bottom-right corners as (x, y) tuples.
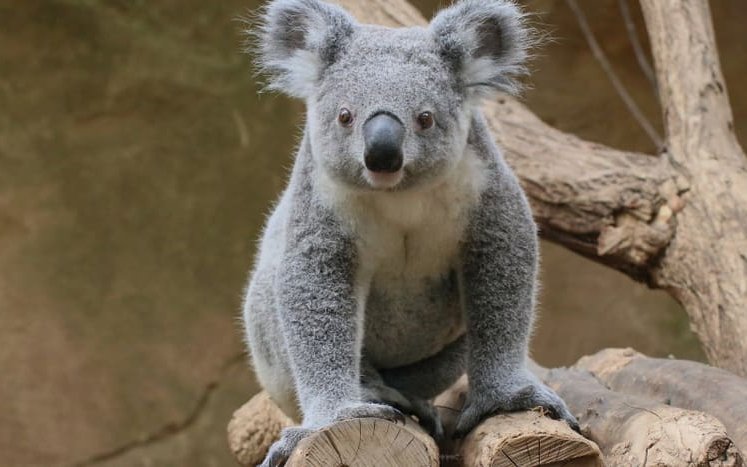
(242, 0), (578, 465)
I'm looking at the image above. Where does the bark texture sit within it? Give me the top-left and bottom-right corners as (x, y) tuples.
(330, 0), (747, 376)
(542, 367), (743, 467)
(638, 0), (747, 376)
(576, 348), (747, 454)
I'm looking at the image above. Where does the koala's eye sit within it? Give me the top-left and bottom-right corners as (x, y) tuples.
(417, 111), (434, 130)
(338, 108), (354, 127)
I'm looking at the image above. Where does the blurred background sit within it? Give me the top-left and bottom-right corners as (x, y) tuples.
(1, 0), (745, 465)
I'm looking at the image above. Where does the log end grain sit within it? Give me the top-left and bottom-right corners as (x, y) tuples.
(287, 417), (439, 467)
(461, 411), (604, 467)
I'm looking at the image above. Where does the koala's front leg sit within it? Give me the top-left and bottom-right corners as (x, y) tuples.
(454, 167), (578, 438)
(261, 207), (403, 467)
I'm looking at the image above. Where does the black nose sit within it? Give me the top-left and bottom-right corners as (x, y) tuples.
(363, 112), (404, 173)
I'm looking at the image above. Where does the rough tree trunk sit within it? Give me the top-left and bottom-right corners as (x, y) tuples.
(539, 367), (743, 466)
(576, 348), (747, 454)
(638, 0), (747, 376)
(330, 0), (747, 377)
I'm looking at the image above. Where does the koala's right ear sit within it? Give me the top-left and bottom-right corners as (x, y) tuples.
(249, 0), (357, 99)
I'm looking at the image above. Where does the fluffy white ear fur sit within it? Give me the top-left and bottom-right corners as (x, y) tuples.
(429, 0), (531, 98)
(249, 0), (357, 99)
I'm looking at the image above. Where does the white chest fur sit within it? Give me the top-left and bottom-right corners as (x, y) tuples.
(322, 150), (487, 283)
(318, 150), (487, 366)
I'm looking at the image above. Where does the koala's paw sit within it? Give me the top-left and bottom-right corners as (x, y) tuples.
(453, 377), (579, 439)
(259, 426), (313, 467)
(361, 383), (444, 442)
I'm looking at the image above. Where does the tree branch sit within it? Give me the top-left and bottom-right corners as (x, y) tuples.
(565, 0), (662, 149)
(617, 0), (658, 96)
(483, 97), (679, 280)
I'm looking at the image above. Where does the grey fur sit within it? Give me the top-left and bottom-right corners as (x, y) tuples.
(242, 1), (576, 465)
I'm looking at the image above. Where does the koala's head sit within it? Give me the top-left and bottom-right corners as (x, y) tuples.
(253, 0), (529, 191)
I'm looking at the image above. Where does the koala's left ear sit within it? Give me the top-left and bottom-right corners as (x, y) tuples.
(430, 0), (530, 97)
(250, 0), (357, 99)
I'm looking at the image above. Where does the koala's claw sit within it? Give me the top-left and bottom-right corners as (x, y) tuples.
(382, 396), (444, 442)
(452, 381), (578, 439)
(259, 427), (312, 467)
(360, 378), (444, 441)
(407, 397), (445, 443)
(336, 401), (407, 424)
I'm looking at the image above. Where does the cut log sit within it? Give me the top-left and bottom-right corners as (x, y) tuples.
(229, 385), (603, 467)
(227, 391), (439, 467)
(434, 376), (604, 467)
(227, 391), (295, 466)
(575, 348), (747, 454)
(228, 365), (743, 466)
(542, 367), (743, 466)
(286, 416), (439, 467)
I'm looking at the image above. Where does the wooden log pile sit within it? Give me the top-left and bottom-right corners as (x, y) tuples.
(227, 349), (745, 466)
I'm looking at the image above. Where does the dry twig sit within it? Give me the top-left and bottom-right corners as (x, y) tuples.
(565, 0), (662, 149)
(617, 0), (658, 95)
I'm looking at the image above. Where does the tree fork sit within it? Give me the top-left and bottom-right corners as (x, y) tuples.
(638, 0), (747, 375)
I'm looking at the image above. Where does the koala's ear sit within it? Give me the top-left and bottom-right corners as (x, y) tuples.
(250, 0), (357, 98)
(430, 0), (530, 97)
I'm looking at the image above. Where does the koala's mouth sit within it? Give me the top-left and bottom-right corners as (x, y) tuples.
(363, 168), (405, 190)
